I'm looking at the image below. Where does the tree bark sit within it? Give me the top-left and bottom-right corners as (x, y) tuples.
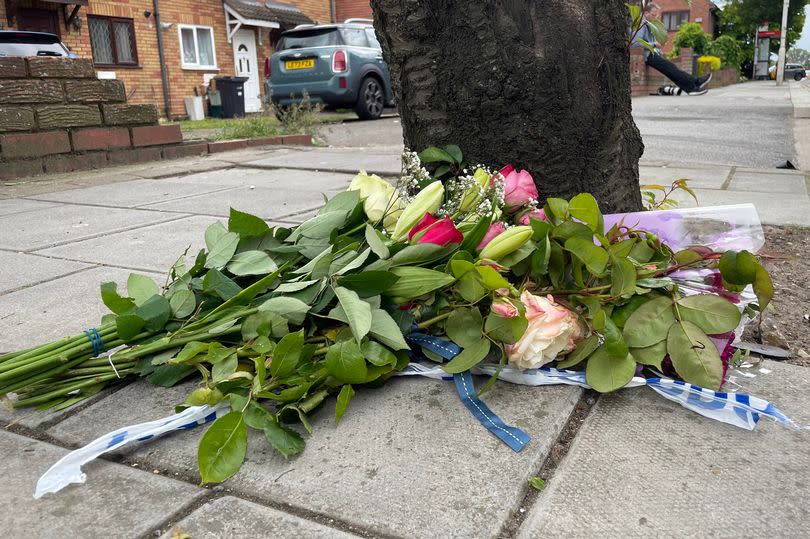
(370, 0), (644, 213)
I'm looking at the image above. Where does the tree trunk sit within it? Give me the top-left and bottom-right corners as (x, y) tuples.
(370, 0), (644, 213)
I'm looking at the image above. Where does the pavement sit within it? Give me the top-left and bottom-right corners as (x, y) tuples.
(0, 81), (809, 538)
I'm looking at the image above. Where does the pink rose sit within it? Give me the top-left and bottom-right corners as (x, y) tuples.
(507, 291), (583, 370)
(408, 213), (463, 246)
(477, 222), (506, 250)
(491, 298), (518, 318)
(498, 164), (538, 208)
(518, 208), (547, 226)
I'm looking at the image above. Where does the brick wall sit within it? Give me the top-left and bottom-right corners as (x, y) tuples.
(655, 0), (715, 53)
(630, 47), (737, 96)
(1, 0), (331, 119)
(0, 56), (184, 178)
(335, 0), (372, 22)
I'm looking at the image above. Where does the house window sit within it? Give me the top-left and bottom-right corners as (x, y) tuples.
(88, 16), (138, 66)
(178, 25), (217, 69)
(662, 11), (690, 32)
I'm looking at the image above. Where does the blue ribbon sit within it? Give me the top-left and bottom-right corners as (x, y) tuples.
(407, 331), (531, 452)
(83, 328), (106, 357)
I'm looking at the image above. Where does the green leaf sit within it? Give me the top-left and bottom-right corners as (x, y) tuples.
(603, 317), (628, 358)
(444, 144), (463, 163)
(146, 364), (196, 387)
(530, 219), (553, 242)
(136, 294), (171, 332)
(263, 420), (305, 459)
(325, 340), (368, 384)
(676, 294), (741, 334)
(204, 228), (240, 270)
(585, 347), (636, 393)
(258, 296), (311, 325)
(335, 384), (355, 425)
(555, 334), (599, 369)
(552, 221), (593, 241)
(333, 248), (372, 276)
(365, 225), (390, 259)
(100, 282), (136, 314)
(203, 269), (242, 301)
(667, 321), (723, 390)
(635, 277), (674, 289)
(611, 296), (649, 328)
(241, 310), (288, 340)
(622, 296), (675, 347)
(753, 265), (774, 310)
(528, 477), (546, 491)
(459, 214), (492, 254)
(226, 250), (278, 276)
(228, 208), (269, 238)
(197, 411), (248, 484)
(361, 341), (397, 366)
(442, 338), (491, 374)
(389, 243), (448, 267)
(476, 265), (512, 291)
(418, 146), (454, 163)
(337, 271), (399, 297)
(289, 211), (348, 241)
(568, 193), (602, 232)
(270, 330), (304, 379)
(334, 286), (373, 345)
(115, 313), (145, 341)
(610, 257), (637, 298)
(546, 198), (569, 220)
(320, 190), (360, 216)
(647, 17), (668, 46)
(169, 289), (196, 318)
(446, 308), (484, 348)
(172, 341), (209, 364)
(628, 241), (655, 263)
(564, 238), (609, 275)
(127, 274), (159, 306)
(631, 340), (667, 370)
(608, 238), (637, 259)
(212, 353), (238, 382)
(484, 313), (528, 345)
(370, 308), (410, 350)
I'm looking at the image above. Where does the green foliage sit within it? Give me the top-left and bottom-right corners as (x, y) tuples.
(706, 35), (744, 69)
(671, 22), (711, 56)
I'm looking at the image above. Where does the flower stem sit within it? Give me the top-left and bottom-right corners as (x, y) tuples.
(417, 312), (452, 330)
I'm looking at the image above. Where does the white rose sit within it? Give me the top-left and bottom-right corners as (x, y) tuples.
(507, 291), (583, 370)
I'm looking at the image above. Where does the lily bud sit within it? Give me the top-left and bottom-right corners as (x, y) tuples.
(349, 171), (405, 232)
(479, 226), (532, 261)
(391, 181), (445, 240)
(458, 168), (491, 213)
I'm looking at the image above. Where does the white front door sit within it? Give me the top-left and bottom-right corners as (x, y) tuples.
(233, 29), (261, 113)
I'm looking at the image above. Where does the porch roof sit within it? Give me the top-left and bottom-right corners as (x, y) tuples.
(223, 0), (313, 30)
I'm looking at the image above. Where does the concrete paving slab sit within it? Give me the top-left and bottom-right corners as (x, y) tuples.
(0, 204), (184, 251)
(0, 198), (59, 217)
(124, 157), (235, 179)
(36, 215), (220, 273)
(49, 377), (581, 538)
(678, 188), (810, 227)
(517, 360), (810, 538)
(0, 430), (205, 539)
(276, 209), (318, 224)
(28, 179), (236, 208)
(0, 251), (90, 294)
(0, 266), (160, 351)
(638, 164), (730, 190)
(161, 496), (361, 539)
(727, 170), (809, 195)
(243, 147), (401, 177)
(142, 185), (327, 220)
(169, 167), (355, 192)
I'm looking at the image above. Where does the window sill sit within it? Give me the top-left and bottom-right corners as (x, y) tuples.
(181, 66), (220, 71)
(93, 64), (142, 69)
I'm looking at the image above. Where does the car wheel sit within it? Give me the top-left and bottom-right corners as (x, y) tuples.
(355, 77), (384, 120)
(794, 72), (804, 81)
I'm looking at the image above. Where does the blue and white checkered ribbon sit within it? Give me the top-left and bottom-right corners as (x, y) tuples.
(399, 362), (803, 431)
(34, 402), (229, 499)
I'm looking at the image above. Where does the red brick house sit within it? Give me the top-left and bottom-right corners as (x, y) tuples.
(653, 0), (719, 53)
(334, 0), (370, 22)
(1, 0), (333, 118)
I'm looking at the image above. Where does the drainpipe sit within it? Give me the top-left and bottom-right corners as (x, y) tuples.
(152, 0), (172, 118)
(330, 0), (336, 23)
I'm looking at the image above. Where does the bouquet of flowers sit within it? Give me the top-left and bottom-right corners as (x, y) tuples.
(1, 146), (773, 486)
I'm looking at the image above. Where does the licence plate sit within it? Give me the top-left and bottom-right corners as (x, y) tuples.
(285, 59), (315, 70)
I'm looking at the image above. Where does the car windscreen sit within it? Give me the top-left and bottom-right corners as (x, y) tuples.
(0, 41), (67, 57)
(277, 29), (339, 50)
